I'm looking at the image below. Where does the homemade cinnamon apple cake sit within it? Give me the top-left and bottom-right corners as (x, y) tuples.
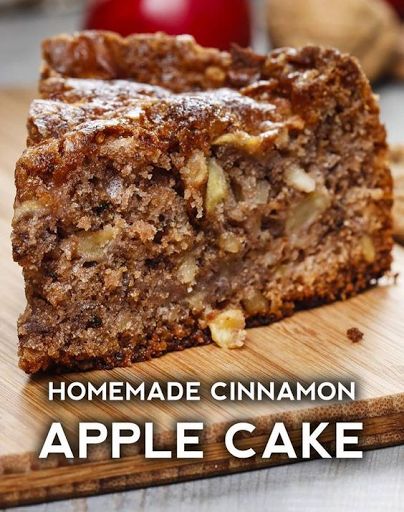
(12, 32), (393, 373)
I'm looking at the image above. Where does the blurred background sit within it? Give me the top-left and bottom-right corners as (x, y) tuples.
(0, 0), (403, 144)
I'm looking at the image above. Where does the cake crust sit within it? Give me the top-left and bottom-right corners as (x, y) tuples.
(13, 32), (393, 373)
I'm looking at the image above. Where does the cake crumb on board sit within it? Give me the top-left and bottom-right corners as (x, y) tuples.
(346, 327), (364, 343)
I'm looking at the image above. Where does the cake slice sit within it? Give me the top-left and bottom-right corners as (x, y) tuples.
(12, 32), (393, 373)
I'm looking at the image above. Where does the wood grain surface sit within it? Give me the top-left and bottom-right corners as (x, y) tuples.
(0, 89), (403, 508)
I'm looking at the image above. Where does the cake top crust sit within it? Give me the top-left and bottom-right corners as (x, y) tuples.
(31, 77), (284, 144)
(40, 31), (367, 95)
(17, 31), (377, 195)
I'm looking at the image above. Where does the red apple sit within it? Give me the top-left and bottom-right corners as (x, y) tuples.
(384, 0), (404, 17)
(84, 0), (251, 50)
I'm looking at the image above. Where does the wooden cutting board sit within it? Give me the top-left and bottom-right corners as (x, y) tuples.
(0, 89), (403, 508)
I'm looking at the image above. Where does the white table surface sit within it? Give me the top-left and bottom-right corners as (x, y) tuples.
(0, 4), (403, 511)
(4, 445), (403, 512)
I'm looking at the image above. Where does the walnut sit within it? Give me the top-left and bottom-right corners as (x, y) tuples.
(177, 254), (198, 285)
(255, 180), (270, 205)
(360, 235), (376, 263)
(205, 158), (228, 215)
(207, 309), (246, 349)
(76, 226), (119, 261)
(286, 190), (331, 234)
(182, 151), (209, 189)
(390, 146), (404, 243)
(116, 311), (134, 333)
(13, 199), (48, 223)
(214, 125), (290, 154)
(267, 0), (400, 82)
(219, 232), (242, 253)
(242, 289), (269, 316)
(186, 291), (207, 313)
(285, 165), (316, 193)
(213, 131), (264, 155)
(181, 151), (209, 219)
